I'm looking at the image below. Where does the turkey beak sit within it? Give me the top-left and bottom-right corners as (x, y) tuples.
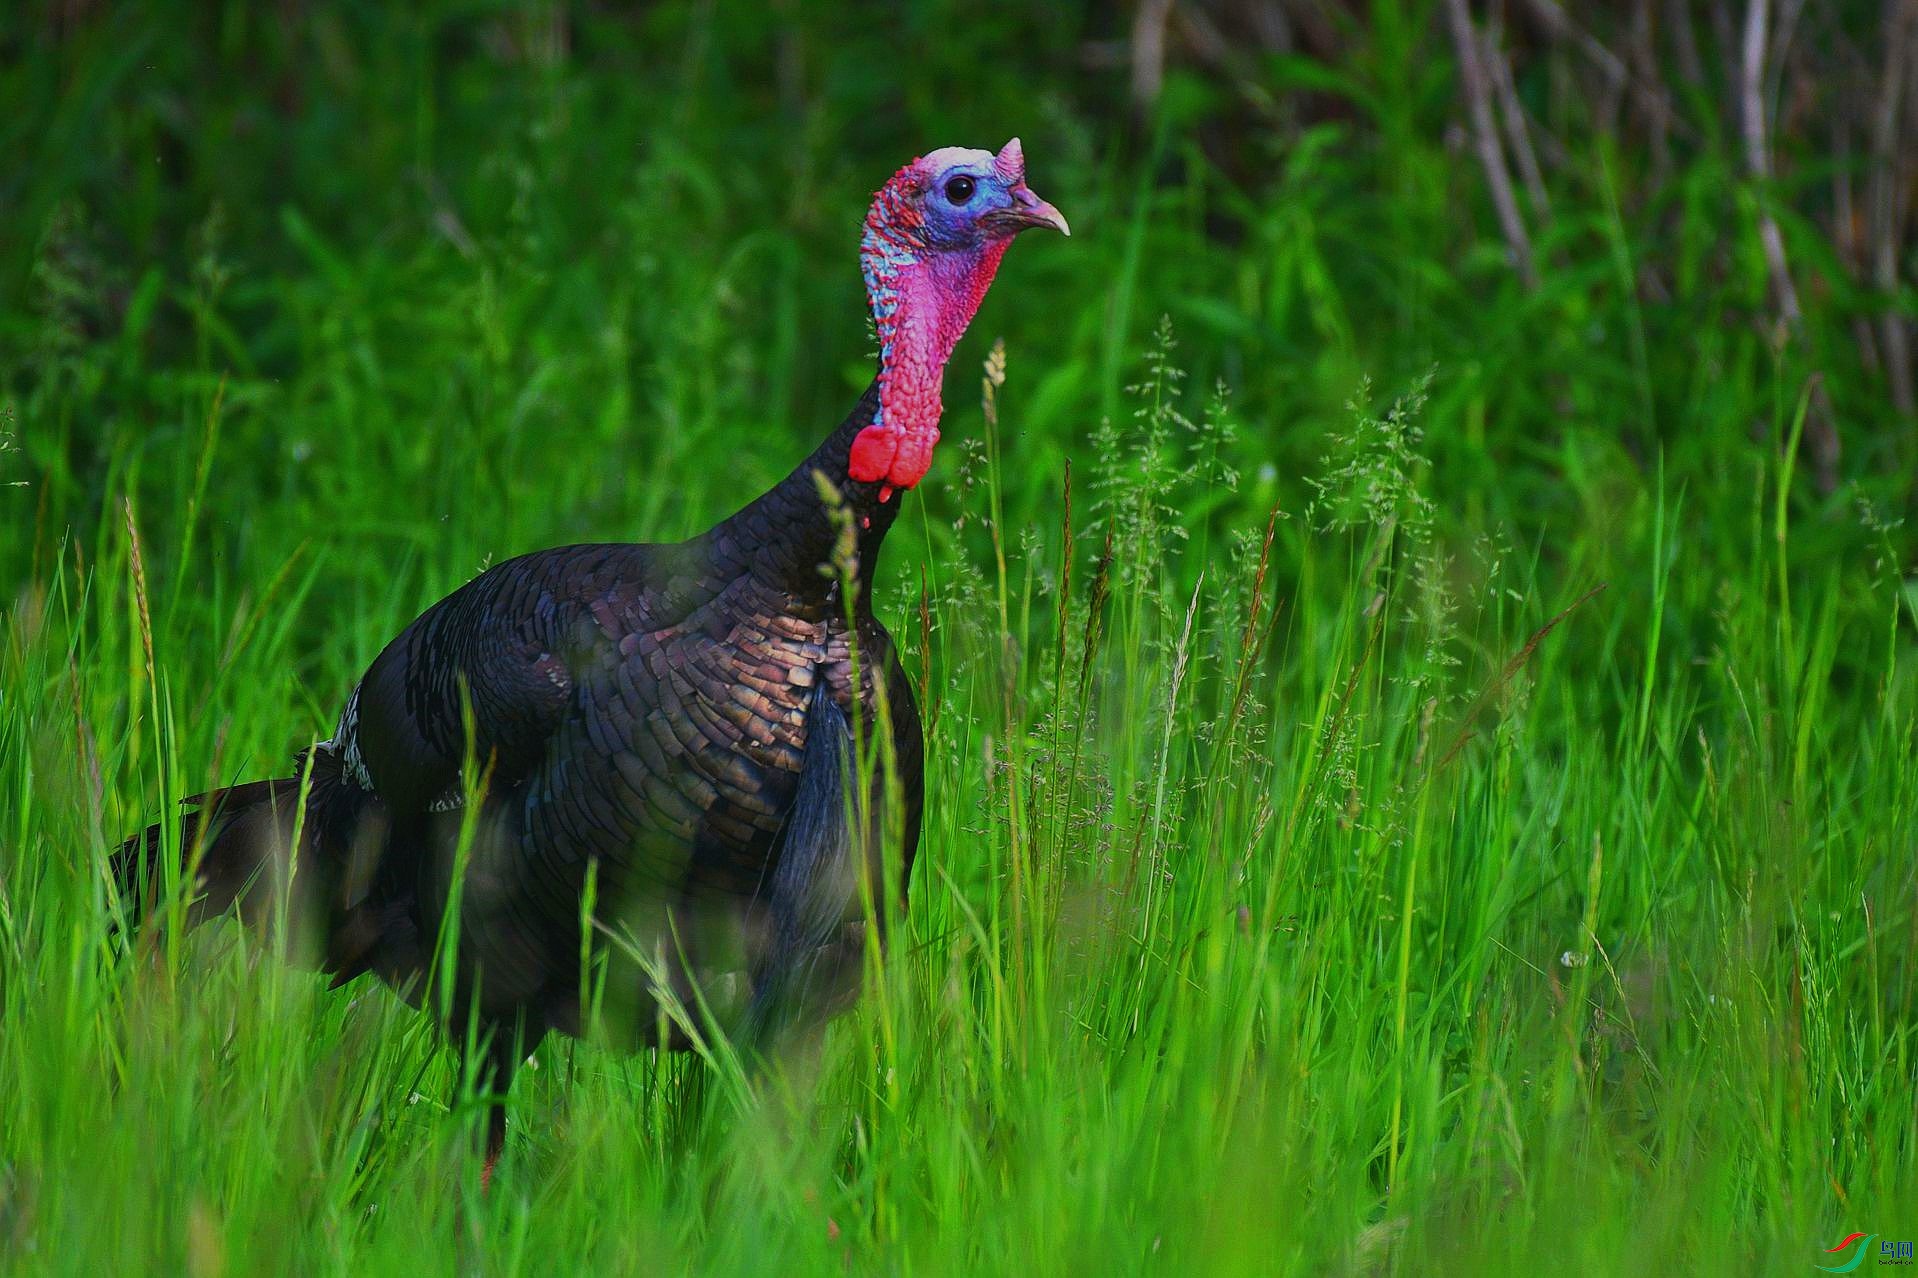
(984, 183), (1072, 238)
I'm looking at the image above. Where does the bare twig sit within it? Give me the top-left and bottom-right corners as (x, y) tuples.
(1710, 1), (1738, 76)
(1247, 0), (1293, 53)
(1630, 0), (1671, 188)
(1523, 0), (1627, 84)
(1739, 0), (1840, 487)
(1487, 14), (1551, 215)
(1869, 0), (1918, 414)
(1832, 114), (1888, 377)
(1522, 0), (1699, 141)
(1173, 4), (1288, 124)
(1445, 0), (1538, 288)
(1130, 0), (1173, 109)
(1833, 114), (1860, 267)
(1667, 0), (1707, 87)
(1766, 0), (1810, 130)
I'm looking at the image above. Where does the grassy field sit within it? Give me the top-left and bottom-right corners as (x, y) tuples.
(3, 3), (1915, 1273)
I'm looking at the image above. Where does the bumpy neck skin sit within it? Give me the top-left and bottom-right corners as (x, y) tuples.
(849, 200), (1009, 496)
(713, 200), (1004, 605)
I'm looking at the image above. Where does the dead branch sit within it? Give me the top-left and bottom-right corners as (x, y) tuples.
(1487, 13), (1551, 215)
(1869, 0), (1918, 414)
(1131, 0), (1174, 109)
(1739, 0), (1840, 488)
(1630, 0), (1671, 188)
(1445, 0), (1538, 288)
(1522, 0), (1699, 141)
(1831, 113), (1888, 377)
(1766, 0), (1810, 131)
(1667, 0), (1707, 87)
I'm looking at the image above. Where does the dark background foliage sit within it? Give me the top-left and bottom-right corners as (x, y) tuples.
(8, 1), (1915, 533)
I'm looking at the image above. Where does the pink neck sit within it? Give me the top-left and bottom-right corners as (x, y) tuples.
(849, 240), (1008, 494)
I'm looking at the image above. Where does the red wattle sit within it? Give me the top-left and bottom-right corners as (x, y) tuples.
(848, 425), (898, 483)
(849, 421), (938, 491)
(890, 427), (939, 488)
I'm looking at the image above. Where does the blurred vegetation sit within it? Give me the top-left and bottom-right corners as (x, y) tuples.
(1, 1), (1914, 1274)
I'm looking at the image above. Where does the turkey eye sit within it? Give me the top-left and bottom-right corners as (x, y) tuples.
(944, 175), (975, 204)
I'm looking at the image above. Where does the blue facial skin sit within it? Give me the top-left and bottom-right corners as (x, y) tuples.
(919, 164), (1016, 250)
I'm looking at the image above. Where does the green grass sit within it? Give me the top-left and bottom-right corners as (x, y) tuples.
(2, 4), (1915, 1273)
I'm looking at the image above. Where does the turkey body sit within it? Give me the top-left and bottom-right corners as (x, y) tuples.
(116, 138), (1067, 1170)
(333, 443), (924, 1046)
(121, 384), (922, 1068)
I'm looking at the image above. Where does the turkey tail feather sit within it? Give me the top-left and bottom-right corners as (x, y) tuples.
(111, 754), (358, 966)
(113, 779), (298, 925)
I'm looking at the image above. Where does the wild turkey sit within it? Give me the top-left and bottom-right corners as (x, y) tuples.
(116, 139), (1068, 1177)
